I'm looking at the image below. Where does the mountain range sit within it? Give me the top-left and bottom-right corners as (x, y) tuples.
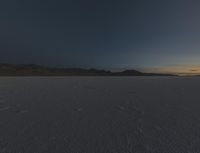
(0, 64), (175, 76)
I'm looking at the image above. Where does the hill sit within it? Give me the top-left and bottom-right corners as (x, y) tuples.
(0, 64), (175, 76)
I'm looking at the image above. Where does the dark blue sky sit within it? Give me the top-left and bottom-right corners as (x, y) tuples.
(1, 0), (200, 71)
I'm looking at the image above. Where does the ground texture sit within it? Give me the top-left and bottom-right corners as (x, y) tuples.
(0, 77), (200, 153)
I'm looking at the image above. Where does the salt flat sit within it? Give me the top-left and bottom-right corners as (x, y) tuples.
(0, 77), (200, 153)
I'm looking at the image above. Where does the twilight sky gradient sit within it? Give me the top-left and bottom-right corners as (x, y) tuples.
(1, 0), (200, 74)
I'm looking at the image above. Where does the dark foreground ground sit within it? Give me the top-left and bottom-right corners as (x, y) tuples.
(0, 77), (200, 153)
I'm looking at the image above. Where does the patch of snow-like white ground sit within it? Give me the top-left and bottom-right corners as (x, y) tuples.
(0, 77), (200, 153)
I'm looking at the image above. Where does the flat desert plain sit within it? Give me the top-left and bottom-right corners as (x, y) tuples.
(0, 77), (200, 153)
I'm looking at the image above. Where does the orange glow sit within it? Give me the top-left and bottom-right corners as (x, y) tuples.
(143, 65), (200, 76)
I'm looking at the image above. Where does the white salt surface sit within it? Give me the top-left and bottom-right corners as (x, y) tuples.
(0, 76), (200, 153)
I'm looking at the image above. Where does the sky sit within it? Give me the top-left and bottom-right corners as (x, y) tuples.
(1, 0), (200, 74)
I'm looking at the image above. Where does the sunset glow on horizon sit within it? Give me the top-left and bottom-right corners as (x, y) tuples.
(143, 65), (200, 76)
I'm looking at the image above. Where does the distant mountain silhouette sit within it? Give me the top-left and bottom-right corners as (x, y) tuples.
(0, 64), (175, 76)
